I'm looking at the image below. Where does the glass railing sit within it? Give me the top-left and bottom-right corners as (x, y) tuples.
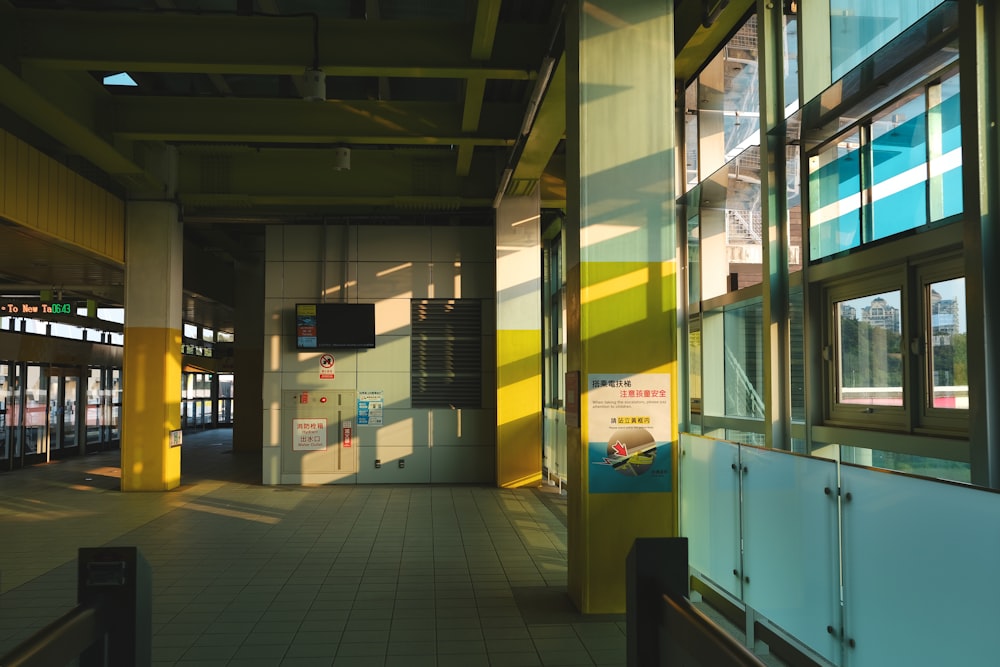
(679, 433), (1000, 666)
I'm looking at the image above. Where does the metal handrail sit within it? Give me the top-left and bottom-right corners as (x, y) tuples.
(0, 547), (150, 667)
(0, 599), (108, 667)
(661, 593), (768, 667)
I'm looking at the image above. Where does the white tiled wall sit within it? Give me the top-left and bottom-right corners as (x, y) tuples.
(262, 223), (497, 485)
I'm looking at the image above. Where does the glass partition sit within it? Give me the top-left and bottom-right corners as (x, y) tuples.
(840, 463), (1000, 666)
(740, 447), (841, 664)
(679, 434), (742, 599)
(680, 434), (998, 664)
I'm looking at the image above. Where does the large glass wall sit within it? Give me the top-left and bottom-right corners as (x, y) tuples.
(830, 0), (947, 80)
(682, 1), (971, 478)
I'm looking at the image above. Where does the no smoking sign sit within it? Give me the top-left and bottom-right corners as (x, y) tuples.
(319, 353), (335, 379)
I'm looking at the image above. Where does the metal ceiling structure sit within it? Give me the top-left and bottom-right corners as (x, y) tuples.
(0, 0), (750, 334)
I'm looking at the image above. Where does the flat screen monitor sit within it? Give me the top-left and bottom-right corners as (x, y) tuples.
(295, 303), (376, 349)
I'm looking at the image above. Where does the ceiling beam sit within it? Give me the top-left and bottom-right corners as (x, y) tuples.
(14, 9), (545, 81)
(0, 63), (153, 183)
(112, 96), (521, 146)
(471, 0), (503, 60)
(513, 56), (565, 183)
(176, 146), (497, 200)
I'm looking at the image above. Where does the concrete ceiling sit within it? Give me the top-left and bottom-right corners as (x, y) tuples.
(0, 0), (749, 334)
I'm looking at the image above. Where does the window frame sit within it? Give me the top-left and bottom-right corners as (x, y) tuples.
(913, 255), (968, 434)
(824, 267), (909, 430)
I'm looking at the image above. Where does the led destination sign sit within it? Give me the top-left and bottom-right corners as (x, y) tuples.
(0, 301), (74, 315)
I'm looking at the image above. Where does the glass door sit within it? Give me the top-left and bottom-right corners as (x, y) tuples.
(61, 372), (80, 452)
(47, 368), (81, 456)
(16, 364), (48, 465)
(0, 362), (10, 471)
(86, 367), (102, 453)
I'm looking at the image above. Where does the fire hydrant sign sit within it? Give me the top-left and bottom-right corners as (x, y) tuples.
(587, 373), (672, 494)
(292, 418), (327, 451)
(319, 353), (335, 379)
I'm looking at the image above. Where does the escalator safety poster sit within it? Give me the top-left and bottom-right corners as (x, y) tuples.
(587, 373), (672, 493)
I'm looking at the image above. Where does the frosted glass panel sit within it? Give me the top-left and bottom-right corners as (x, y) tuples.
(680, 434), (742, 599)
(741, 447), (841, 665)
(841, 465), (1000, 666)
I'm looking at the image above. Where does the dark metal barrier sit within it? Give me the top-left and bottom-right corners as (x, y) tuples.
(0, 547), (151, 667)
(627, 537), (766, 667)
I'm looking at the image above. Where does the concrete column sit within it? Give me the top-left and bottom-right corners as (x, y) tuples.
(566, 0), (677, 613)
(121, 201), (183, 491)
(496, 191), (543, 488)
(233, 237), (265, 457)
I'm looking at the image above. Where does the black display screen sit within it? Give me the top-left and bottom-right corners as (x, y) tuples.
(295, 303), (376, 349)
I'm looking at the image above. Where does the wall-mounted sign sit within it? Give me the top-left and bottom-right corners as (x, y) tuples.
(587, 373), (672, 494)
(319, 353), (335, 379)
(292, 418), (327, 451)
(357, 390), (383, 426)
(169, 429), (183, 448)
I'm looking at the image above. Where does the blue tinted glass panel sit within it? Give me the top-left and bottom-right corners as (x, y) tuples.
(808, 134), (862, 259)
(870, 93), (926, 241)
(830, 1), (945, 80)
(930, 72), (962, 221)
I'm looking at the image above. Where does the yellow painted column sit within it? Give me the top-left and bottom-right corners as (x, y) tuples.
(565, 0), (678, 613)
(496, 191), (543, 488)
(121, 201), (183, 491)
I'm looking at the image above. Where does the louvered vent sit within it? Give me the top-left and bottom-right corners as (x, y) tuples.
(411, 299), (482, 408)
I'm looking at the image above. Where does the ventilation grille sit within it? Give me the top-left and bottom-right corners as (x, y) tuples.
(411, 299), (482, 408)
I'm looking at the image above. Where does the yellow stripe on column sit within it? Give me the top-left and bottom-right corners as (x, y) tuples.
(497, 328), (542, 488)
(122, 326), (182, 491)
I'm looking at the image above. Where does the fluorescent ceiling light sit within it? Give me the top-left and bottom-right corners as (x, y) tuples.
(103, 72), (137, 86)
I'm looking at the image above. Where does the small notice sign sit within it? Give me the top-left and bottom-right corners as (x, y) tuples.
(319, 353), (335, 380)
(357, 390), (384, 426)
(292, 418), (327, 451)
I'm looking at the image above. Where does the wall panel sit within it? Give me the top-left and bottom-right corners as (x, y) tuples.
(0, 129), (125, 263)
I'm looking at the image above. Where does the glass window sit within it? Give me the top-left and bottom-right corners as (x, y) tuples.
(724, 300), (764, 419)
(685, 82), (700, 190)
(697, 15), (761, 177)
(927, 277), (966, 410)
(689, 320), (702, 419)
(790, 286), (805, 422)
(870, 91), (927, 240)
(929, 71), (962, 221)
(687, 210), (700, 306)
(783, 11), (800, 116)
(183, 323), (197, 339)
(202, 327), (214, 343)
(808, 130), (862, 260)
(787, 146), (803, 271)
(841, 445), (970, 484)
(830, 1), (946, 81)
(836, 290), (902, 408)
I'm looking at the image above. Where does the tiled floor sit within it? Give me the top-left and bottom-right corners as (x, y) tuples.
(0, 430), (626, 666)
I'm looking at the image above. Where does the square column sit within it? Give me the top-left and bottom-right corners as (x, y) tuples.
(496, 191), (543, 487)
(566, 0), (678, 613)
(122, 201), (183, 491)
